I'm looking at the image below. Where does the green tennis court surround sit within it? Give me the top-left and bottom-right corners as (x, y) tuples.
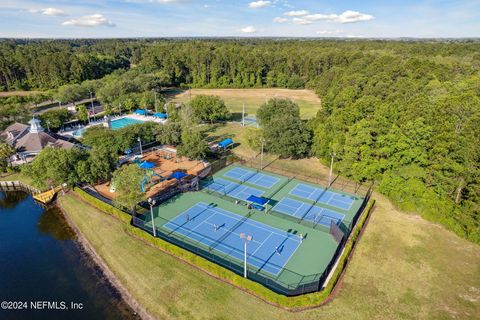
(133, 164), (368, 295)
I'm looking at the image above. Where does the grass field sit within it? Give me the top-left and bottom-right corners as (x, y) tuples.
(166, 88), (322, 119)
(0, 90), (43, 97)
(59, 186), (480, 320)
(0, 171), (34, 185)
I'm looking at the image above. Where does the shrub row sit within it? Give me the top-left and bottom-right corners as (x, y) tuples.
(73, 187), (131, 224)
(73, 188), (375, 309)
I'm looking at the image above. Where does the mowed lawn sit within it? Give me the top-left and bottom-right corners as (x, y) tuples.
(167, 88), (322, 119)
(59, 192), (480, 320)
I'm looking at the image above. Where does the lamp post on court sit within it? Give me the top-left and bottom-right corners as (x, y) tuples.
(328, 152), (336, 187)
(148, 198), (157, 237)
(240, 233), (252, 278)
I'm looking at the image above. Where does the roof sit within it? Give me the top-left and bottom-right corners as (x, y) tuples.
(0, 123), (29, 144)
(138, 161), (156, 169)
(14, 131), (74, 153)
(218, 138), (233, 148)
(246, 195), (269, 205)
(134, 109), (148, 115)
(153, 112), (168, 119)
(169, 171), (188, 180)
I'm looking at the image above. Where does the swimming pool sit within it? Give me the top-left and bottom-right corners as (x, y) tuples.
(71, 117), (146, 138)
(110, 117), (145, 130)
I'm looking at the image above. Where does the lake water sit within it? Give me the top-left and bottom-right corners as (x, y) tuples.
(0, 191), (138, 320)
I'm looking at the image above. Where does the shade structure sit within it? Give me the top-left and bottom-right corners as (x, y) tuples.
(218, 138), (233, 149)
(246, 195), (269, 205)
(134, 109), (148, 115)
(169, 171), (187, 180)
(153, 112), (168, 119)
(138, 161), (156, 169)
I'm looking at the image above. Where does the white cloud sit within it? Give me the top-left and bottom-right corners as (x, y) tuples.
(240, 26), (257, 34)
(316, 30), (344, 35)
(273, 17), (288, 23)
(62, 14), (115, 27)
(335, 10), (374, 23)
(303, 11), (373, 24)
(284, 10), (309, 17)
(284, 10), (374, 25)
(248, 1), (271, 9)
(292, 17), (313, 25)
(28, 8), (66, 16)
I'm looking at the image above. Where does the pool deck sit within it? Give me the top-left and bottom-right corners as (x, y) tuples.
(58, 114), (167, 138)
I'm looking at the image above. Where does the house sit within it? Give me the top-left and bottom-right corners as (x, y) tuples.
(0, 117), (75, 164)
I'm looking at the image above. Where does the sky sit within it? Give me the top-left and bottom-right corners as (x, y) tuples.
(0, 0), (478, 38)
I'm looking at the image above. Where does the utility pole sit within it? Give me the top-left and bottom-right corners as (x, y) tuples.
(152, 89), (157, 113)
(242, 103), (245, 127)
(260, 138), (265, 170)
(90, 91), (96, 121)
(328, 152), (336, 187)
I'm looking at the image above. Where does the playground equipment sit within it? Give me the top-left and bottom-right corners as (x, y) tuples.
(141, 170), (164, 193)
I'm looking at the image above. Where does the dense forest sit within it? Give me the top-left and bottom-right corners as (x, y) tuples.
(0, 39), (478, 242)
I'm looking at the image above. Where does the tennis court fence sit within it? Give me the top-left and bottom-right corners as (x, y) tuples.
(232, 156), (373, 199)
(132, 213), (333, 296)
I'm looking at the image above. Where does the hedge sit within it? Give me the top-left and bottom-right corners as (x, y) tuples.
(72, 188), (376, 309)
(73, 187), (132, 224)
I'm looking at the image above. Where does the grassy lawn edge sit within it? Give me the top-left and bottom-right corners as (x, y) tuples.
(66, 187), (376, 310)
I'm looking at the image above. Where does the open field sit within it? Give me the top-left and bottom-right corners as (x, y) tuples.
(59, 185), (480, 320)
(0, 172), (34, 185)
(166, 88), (322, 119)
(0, 90), (43, 97)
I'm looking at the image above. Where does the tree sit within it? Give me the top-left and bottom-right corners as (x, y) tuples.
(257, 99), (310, 158)
(257, 98), (301, 126)
(0, 140), (15, 172)
(24, 147), (85, 188)
(157, 122), (182, 145)
(55, 84), (88, 104)
(76, 105), (89, 122)
(244, 127), (264, 152)
(190, 95), (230, 123)
(39, 109), (71, 130)
(112, 164), (144, 211)
(177, 128), (208, 160)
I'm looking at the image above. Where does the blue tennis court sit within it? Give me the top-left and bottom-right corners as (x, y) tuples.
(224, 167), (280, 188)
(163, 202), (302, 276)
(224, 167), (257, 182)
(272, 197), (345, 228)
(204, 178), (265, 201)
(289, 183), (355, 210)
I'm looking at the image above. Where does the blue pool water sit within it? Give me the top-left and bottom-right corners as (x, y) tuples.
(72, 117), (145, 138)
(110, 117), (145, 130)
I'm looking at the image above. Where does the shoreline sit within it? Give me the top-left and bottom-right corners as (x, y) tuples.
(57, 195), (156, 320)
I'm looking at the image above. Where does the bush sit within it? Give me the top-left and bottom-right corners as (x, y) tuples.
(73, 187), (131, 224)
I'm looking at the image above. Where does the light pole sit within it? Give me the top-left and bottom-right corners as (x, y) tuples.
(240, 233), (252, 278)
(242, 103), (245, 127)
(89, 91), (96, 121)
(152, 89), (157, 113)
(148, 198), (157, 237)
(137, 137), (143, 156)
(328, 152), (336, 187)
(260, 138), (265, 170)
